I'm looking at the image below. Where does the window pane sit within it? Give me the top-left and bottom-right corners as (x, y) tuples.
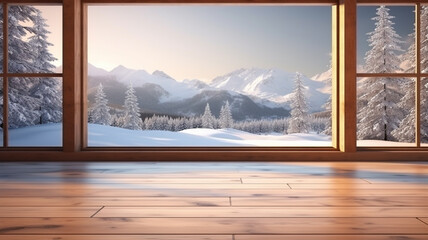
(357, 5), (414, 73)
(0, 4), (3, 74)
(421, 77), (428, 146)
(357, 77), (416, 147)
(8, 5), (62, 73)
(0, 78), (3, 147)
(87, 5), (332, 147)
(422, 5), (428, 73)
(8, 77), (62, 147)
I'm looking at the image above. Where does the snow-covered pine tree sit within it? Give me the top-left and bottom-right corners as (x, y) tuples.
(28, 9), (62, 124)
(0, 6), (60, 128)
(357, 5), (405, 141)
(201, 103), (214, 129)
(219, 101), (233, 129)
(287, 72), (309, 134)
(123, 84), (142, 130)
(420, 7), (428, 143)
(392, 7), (428, 142)
(1, 6), (41, 128)
(322, 58), (332, 135)
(90, 83), (111, 126)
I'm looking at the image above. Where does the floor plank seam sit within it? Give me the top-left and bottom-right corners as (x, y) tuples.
(229, 197), (232, 206)
(361, 178), (372, 184)
(232, 234), (236, 240)
(417, 217), (428, 225)
(90, 206), (105, 218)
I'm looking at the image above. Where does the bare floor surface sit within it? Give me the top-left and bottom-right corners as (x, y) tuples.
(1, 162), (428, 240)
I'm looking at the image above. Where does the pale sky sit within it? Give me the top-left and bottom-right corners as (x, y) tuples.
(87, 5), (332, 81)
(37, 5), (414, 81)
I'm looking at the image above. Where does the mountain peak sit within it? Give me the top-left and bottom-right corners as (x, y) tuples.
(111, 65), (132, 73)
(152, 70), (173, 80)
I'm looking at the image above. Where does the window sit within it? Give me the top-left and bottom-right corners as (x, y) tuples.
(86, 5), (333, 147)
(356, 4), (428, 148)
(0, 4), (63, 147)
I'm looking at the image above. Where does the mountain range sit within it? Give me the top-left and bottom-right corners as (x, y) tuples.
(86, 64), (330, 120)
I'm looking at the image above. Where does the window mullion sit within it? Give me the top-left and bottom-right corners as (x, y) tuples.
(2, 3), (8, 148)
(416, 3), (421, 147)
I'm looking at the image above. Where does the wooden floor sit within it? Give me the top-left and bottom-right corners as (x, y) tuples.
(1, 162), (428, 240)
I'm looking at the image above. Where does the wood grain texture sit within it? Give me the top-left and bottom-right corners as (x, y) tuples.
(0, 218), (427, 234)
(4, 188), (428, 197)
(236, 236), (428, 240)
(241, 177), (369, 183)
(1, 162), (428, 238)
(0, 197), (230, 207)
(0, 183), (288, 189)
(0, 236), (231, 240)
(0, 207), (101, 217)
(231, 196), (428, 206)
(95, 206), (428, 218)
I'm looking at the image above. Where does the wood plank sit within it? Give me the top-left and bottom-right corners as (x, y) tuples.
(0, 218), (427, 234)
(0, 207), (101, 217)
(95, 206), (428, 218)
(242, 178), (368, 183)
(232, 196), (428, 206)
(0, 183), (287, 190)
(0, 197), (230, 207)
(0, 235), (231, 240)
(0, 178), (241, 184)
(289, 183), (428, 189)
(3, 188), (428, 197)
(0, 188), (289, 197)
(364, 178), (428, 184)
(236, 235), (428, 240)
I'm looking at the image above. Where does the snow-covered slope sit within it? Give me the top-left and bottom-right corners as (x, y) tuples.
(88, 63), (110, 76)
(210, 68), (329, 111)
(311, 68), (332, 94)
(109, 65), (199, 102)
(6, 123), (331, 147)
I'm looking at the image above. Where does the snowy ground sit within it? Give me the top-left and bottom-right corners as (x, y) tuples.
(4, 123), (421, 147)
(4, 123), (331, 147)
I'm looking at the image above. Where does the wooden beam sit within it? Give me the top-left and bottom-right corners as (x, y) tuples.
(339, 0), (356, 152)
(2, 3), (8, 148)
(63, 0), (82, 152)
(332, 4), (339, 149)
(82, 0), (337, 4)
(416, 4), (421, 147)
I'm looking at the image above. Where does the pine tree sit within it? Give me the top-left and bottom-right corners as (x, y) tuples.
(123, 84), (142, 130)
(357, 6), (405, 141)
(391, 81), (415, 142)
(420, 7), (428, 142)
(90, 83), (111, 126)
(28, 9), (62, 124)
(219, 101), (233, 129)
(0, 6), (60, 128)
(392, 7), (428, 142)
(322, 59), (332, 135)
(287, 72), (309, 134)
(201, 103), (214, 129)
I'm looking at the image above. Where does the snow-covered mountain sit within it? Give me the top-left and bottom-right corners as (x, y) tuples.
(210, 68), (329, 111)
(106, 65), (199, 102)
(311, 68), (332, 94)
(87, 64), (330, 115)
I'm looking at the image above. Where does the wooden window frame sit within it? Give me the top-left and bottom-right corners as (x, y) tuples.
(356, 3), (428, 151)
(0, 0), (428, 161)
(0, 1), (63, 150)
